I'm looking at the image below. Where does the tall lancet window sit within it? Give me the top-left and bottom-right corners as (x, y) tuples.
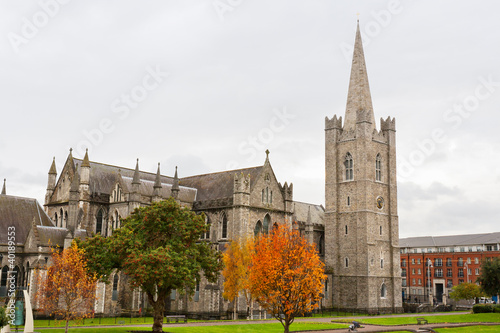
(375, 154), (382, 181)
(344, 153), (353, 181)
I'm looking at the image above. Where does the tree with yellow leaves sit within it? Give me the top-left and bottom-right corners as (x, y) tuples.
(222, 237), (253, 319)
(35, 242), (97, 333)
(249, 224), (326, 333)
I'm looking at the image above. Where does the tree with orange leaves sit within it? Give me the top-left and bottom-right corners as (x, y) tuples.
(35, 242), (97, 333)
(222, 237), (253, 319)
(249, 224), (326, 333)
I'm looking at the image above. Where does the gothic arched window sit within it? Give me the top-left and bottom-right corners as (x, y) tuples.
(376, 153), (382, 181)
(381, 283), (387, 298)
(263, 214), (270, 234)
(96, 209), (103, 235)
(344, 153), (353, 181)
(54, 213), (58, 227)
(221, 213), (228, 239)
(59, 208), (63, 227)
(64, 211), (68, 228)
(254, 220), (262, 236)
(345, 257), (349, 268)
(112, 274), (119, 301)
(0, 266), (8, 297)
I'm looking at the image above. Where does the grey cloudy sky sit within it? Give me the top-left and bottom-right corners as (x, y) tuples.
(1, 1), (499, 238)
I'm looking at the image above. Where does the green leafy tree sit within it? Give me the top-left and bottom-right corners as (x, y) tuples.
(78, 198), (223, 333)
(477, 258), (500, 297)
(0, 306), (8, 329)
(449, 282), (484, 301)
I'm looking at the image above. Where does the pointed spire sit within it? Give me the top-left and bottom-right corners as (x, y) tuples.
(81, 149), (90, 167)
(49, 157), (57, 175)
(343, 20), (375, 131)
(1, 179), (6, 195)
(132, 159), (140, 185)
(154, 163), (162, 189)
(171, 166), (179, 199)
(306, 206), (312, 224)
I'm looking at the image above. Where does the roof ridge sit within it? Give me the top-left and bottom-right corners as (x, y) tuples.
(181, 166), (262, 179)
(73, 158), (175, 179)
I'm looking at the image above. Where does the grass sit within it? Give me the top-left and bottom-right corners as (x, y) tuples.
(33, 317), (156, 327)
(32, 322), (349, 332)
(334, 313), (500, 326)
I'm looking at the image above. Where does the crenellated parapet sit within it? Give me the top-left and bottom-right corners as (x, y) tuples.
(281, 182), (293, 202)
(325, 115), (343, 130)
(372, 129), (387, 143)
(339, 128), (356, 142)
(380, 116), (396, 132)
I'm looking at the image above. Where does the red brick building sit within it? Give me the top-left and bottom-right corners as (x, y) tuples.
(399, 232), (500, 303)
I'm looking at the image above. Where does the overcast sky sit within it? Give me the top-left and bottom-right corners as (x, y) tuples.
(1, 1), (499, 238)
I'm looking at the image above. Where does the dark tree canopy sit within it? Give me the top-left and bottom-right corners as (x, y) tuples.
(78, 198), (223, 332)
(477, 258), (500, 297)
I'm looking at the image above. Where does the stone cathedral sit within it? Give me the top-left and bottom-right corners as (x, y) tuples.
(1, 22), (402, 316)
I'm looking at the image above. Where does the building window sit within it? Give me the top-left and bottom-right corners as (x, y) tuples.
(194, 281), (200, 302)
(263, 214), (270, 234)
(112, 274), (119, 301)
(458, 269), (464, 278)
(418, 269), (421, 275)
(59, 208), (63, 227)
(375, 154), (382, 181)
(318, 235), (325, 255)
(402, 279), (407, 287)
(344, 153), (353, 181)
(345, 258), (349, 268)
(435, 258), (442, 267)
(447, 269), (453, 277)
(221, 213), (228, 239)
(401, 269), (406, 277)
(412, 278), (416, 285)
(95, 209), (103, 235)
(380, 283), (387, 298)
(449, 247), (455, 252)
(412, 269), (415, 274)
(412, 258), (415, 264)
(64, 211), (68, 228)
(380, 259), (384, 269)
(379, 226), (382, 235)
(435, 269), (443, 278)
(467, 258), (471, 264)
(54, 213), (58, 227)
(475, 257), (479, 264)
(468, 268), (472, 276)
(447, 280), (453, 288)
(345, 225), (348, 235)
(401, 259), (406, 267)
(325, 279), (328, 299)
(201, 215), (211, 240)
(0, 266), (8, 297)
(261, 189), (264, 203)
(458, 258), (463, 267)
(475, 268), (479, 275)
(418, 278), (422, 285)
(417, 258), (421, 264)
(347, 196), (350, 206)
(446, 258), (452, 267)
(171, 289), (176, 300)
(254, 221), (262, 236)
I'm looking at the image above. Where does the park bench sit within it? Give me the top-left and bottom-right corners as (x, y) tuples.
(417, 318), (428, 325)
(165, 315), (187, 324)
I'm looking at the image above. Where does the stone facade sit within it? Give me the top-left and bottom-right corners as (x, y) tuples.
(324, 21), (402, 313)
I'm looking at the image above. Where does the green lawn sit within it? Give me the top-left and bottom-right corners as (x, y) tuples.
(33, 317), (156, 327)
(33, 322), (349, 332)
(335, 313), (500, 326)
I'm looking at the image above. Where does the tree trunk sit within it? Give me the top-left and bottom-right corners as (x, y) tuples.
(65, 319), (69, 333)
(233, 296), (237, 320)
(148, 291), (166, 333)
(283, 319), (290, 333)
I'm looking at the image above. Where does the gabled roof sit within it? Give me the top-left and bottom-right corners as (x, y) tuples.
(72, 158), (177, 195)
(399, 232), (500, 248)
(0, 195), (54, 245)
(37, 226), (69, 246)
(181, 166), (263, 202)
(293, 201), (324, 225)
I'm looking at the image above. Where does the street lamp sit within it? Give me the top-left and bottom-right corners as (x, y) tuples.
(464, 262), (469, 283)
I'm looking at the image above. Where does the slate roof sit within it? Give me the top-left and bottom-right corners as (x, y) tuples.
(181, 166), (263, 202)
(399, 232), (500, 248)
(37, 226), (69, 246)
(293, 201), (324, 225)
(0, 194), (55, 245)
(71, 159), (197, 201)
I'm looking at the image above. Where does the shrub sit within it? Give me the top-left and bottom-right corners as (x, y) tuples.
(473, 304), (494, 313)
(494, 304), (500, 313)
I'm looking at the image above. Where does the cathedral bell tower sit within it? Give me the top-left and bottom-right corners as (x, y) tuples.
(324, 21), (402, 313)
